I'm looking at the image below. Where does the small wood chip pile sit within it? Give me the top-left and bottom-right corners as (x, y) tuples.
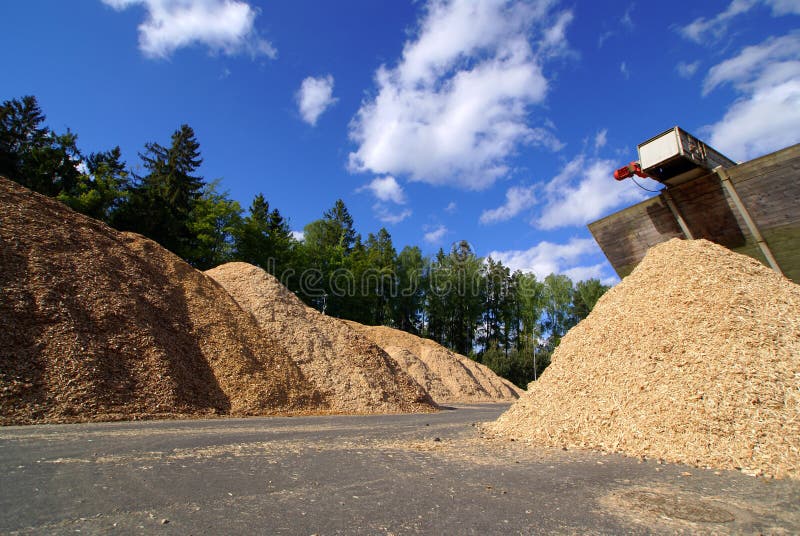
(0, 177), (324, 425)
(205, 263), (436, 414)
(486, 238), (800, 479)
(346, 322), (523, 403)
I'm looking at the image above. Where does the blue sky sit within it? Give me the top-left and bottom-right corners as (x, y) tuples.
(3, 0), (799, 283)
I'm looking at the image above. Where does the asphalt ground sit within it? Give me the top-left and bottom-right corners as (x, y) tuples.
(1, 404), (798, 535)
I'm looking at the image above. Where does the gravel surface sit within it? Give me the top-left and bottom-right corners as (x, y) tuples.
(1, 404), (798, 535)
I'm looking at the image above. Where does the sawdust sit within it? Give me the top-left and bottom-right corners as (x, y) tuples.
(486, 238), (800, 479)
(0, 177), (325, 425)
(205, 263), (436, 414)
(346, 322), (523, 403)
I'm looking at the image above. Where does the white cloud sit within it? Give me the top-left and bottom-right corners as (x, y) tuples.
(621, 4), (634, 28)
(296, 75), (337, 126)
(562, 263), (611, 283)
(479, 184), (537, 224)
(423, 224), (448, 244)
(679, 0), (759, 43)
(359, 176), (411, 223)
(676, 60), (700, 79)
(101, 0), (276, 59)
(704, 32), (800, 160)
(445, 201), (457, 213)
(619, 61), (630, 79)
(348, 0), (570, 190)
(766, 0), (800, 15)
(679, 0), (799, 43)
(359, 175), (406, 204)
(487, 237), (602, 280)
(374, 204), (413, 224)
(535, 155), (659, 230)
(291, 230), (305, 242)
(702, 33), (800, 95)
(593, 128), (608, 150)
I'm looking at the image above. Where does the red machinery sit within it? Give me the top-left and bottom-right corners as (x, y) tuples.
(613, 161), (649, 181)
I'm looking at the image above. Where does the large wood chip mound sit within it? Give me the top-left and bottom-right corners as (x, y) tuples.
(205, 263), (436, 414)
(486, 238), (800, 479)
(0, 177), (325, 425)
(345, 322), (524, 404)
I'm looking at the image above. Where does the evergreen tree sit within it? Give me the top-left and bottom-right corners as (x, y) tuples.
(363, 228), (397, 324)
(322, 199), (356, 252)
(0, 95), (81, 197)
(393, 246), (426, 333)
(483, 257), (512, 352)
(0, 95), (49, 184)
(235, 193), (296, 278)
(112, 124), (204, 261)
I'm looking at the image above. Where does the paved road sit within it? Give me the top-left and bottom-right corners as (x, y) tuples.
(1, 404), (798, 535)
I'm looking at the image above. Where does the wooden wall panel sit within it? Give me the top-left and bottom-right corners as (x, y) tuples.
(589, 144), (800, 283)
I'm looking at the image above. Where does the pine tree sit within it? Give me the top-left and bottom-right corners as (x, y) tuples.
(112, 124), (204, 261)
(0, 95), (81, 197)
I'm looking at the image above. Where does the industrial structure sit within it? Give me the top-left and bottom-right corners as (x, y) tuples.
(590, 127), (800, 284)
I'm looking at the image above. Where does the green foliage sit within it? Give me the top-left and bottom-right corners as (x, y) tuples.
(572, 278), (610, 319)
(0, 95), (81, 198)
(59, 147), (129, 221)
(189, 181), (242, 269)
(235, 193), (296, 276)
(112, 124), (204, 261)
(393, 246), (426, 333)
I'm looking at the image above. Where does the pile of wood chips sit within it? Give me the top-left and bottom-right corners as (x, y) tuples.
(486, 238), (800, 479)
(0, 177), (325, 424)
(347, 322), (523, 404)
(206, 263), (436, 414)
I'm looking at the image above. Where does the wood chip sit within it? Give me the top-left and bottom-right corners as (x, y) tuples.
(205, 263), (435, 414)
(0, 177), (324, 424)
(346, 322), (523, 403)
(486, 238), (800, 479)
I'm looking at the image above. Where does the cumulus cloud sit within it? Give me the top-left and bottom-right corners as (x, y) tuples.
(487, 237), (604, 280)
(348, 0), (570, 190)
(358, 176), (411, 224)
(704, 32), (800, 160)
(535, 155), (658, 230)
(423, 225), (448, 244)
(479, 184), (537, 224)
(296, 74), (337, 126)
(676, 60), (700, 79)
(291, 230), (305, 242)
(562, 263), (613, 283)
(358, 175), (406, 204)
(679, 0), (799, 43)
(101, 0), (276, 59)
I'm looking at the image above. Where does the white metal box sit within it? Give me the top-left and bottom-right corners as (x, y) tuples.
(638, 127), (736, 185)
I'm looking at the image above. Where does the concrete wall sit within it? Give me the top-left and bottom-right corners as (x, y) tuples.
(589, 144), (800, 283)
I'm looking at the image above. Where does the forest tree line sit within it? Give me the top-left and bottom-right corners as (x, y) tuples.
(0, 95), (610, 388)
